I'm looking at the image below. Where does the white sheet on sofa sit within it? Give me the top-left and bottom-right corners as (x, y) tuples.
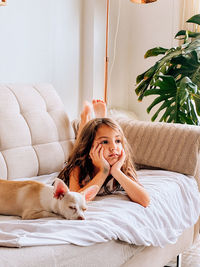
(0, 170), (199, 248)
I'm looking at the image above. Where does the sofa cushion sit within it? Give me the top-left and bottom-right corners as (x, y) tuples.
(0, 84), (75, 179)
(117, 118), (200, 179)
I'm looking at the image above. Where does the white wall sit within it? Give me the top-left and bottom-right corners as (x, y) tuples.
(107, 0), (182, 121)
(0, 0), (182, 121)
(79, 0), (182, 121)
(78, 0), (106, 111)
(0, 0), (81, 120)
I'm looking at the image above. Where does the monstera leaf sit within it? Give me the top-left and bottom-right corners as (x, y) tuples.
(135, 14), (200, 125)
(142, 76), (200, 124)
(175, 14), (200, 42)
(187, 14), (200, 25)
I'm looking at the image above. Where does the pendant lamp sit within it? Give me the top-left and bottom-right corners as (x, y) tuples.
(0, 0), (7, 6)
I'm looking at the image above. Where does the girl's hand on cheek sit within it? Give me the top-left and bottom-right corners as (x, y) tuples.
(90, 143), (110, 175)
(110, 149), (126, 176)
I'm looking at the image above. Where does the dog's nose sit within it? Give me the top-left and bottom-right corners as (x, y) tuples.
(78, 216), (85, 220)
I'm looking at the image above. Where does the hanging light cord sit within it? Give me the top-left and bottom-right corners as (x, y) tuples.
(107, 0), (121, 106)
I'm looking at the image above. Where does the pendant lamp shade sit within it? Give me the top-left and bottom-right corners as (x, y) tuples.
(130, 0), (157, 3)
(0, 0), (7, 6)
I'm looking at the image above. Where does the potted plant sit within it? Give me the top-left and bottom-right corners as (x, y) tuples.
(135, 14), (200, 125)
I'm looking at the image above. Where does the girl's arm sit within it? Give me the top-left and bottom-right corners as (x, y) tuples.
(69, 143), (110, 198)
(113, 171), (150, 207)
(111, 150), (150, 207)
(69, 166), (81, 192)
(69, 166), (109, 194)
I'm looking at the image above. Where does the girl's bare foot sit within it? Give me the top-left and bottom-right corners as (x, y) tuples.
(77, 101), (92, 138)
(92, 99), (107, 118)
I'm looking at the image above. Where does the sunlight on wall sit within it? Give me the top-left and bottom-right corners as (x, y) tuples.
(181, 0), (200, 31)
(106, 0), (181, 121)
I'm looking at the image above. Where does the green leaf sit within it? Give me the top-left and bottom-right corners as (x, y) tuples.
(154, 75), (177, 91)
(162, 108), (177, 123)
(179, 77), (198, 106)
(159, 106), (174, 122)
(184, 30), (189, 43)
(175, 30), (186, 38)
(136, 71), (146, 84)
(175, 30), (200, 39)
(150, 100), (174, 121)
(187, 101), (200, 124)
(192, 93), (200, 116)
(187, 14), (200, 25)
(167, 112), (176, 123)
(146, 95), (170, 113)
(134, 22), (200, 125)
(144, 62), (160, 78)
(179, 112), (195, 125)
(135, 79), (149, 97)
(144, 47), (168, 58)
(143, 88), (172, 96)
(136, 63), (159, 84)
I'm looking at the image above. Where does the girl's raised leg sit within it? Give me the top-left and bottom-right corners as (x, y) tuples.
(77, 101), (92, 139)
(77, 99), (107, 139)
(92, 99), (107, 118)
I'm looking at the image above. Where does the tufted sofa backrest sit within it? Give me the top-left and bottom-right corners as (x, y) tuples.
(0, 84), (75, 180)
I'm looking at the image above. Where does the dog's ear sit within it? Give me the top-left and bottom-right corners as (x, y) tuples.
(82, 185), (99, 202)
(53, 178), (69, 200)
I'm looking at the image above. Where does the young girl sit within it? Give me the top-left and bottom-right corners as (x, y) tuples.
(58, 100), (150, 207)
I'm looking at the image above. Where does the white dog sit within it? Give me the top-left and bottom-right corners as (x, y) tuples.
(0, 178), (98, 220)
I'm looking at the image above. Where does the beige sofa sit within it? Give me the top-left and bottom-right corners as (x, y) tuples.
(0, 83), (199, 267)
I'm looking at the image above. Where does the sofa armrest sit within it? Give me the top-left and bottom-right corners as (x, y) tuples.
(117, 119), (200, 179)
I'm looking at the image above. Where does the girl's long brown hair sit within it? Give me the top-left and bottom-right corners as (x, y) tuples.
(58, 118), (138, 189)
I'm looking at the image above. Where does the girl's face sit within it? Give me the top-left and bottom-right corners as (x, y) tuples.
(92, 125), (123, 166)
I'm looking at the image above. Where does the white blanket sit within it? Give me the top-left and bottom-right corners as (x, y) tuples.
(0, 170), (199, 248)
